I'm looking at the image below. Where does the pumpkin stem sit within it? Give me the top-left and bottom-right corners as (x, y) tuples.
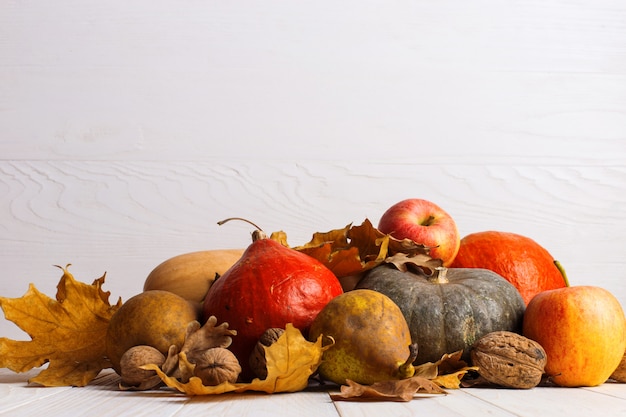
(429, 267), (449, 284)
(217, 217), (268, 241)
(217, 217), (264, 231)
(397, 343), (418, 379)
(554, 260), (570, 287)
(251, 229), (268, 241)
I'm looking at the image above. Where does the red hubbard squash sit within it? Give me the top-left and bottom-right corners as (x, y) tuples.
(203, 229), (343, 381)
(450, 231), (568, 305)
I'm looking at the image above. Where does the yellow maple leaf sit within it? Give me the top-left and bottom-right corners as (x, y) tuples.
(145, 323), (326, 395)
(0, 265), (121, 387)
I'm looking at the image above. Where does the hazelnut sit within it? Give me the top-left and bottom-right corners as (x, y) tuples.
(119, 345), (165, 390)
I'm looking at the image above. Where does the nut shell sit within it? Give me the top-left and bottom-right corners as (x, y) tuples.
(191, 347), (242, 386)
(610, 349), (626, 382)
(249, 328), (285, 379)
(119, 345), (166, 390)
(471, 331), (546, 389)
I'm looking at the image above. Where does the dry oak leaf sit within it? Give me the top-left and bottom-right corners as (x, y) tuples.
(286, 219), (432, 278)
(330, 377), (446, 402)
(176, 316), (238, 383)
(181, 316), (237, 355)
(333, 350), (478, 402)
(145, 323), (326, 395)
(289, 222), (363, 277)
(385, 252), (443, 276)
(0, 265), (121, 387)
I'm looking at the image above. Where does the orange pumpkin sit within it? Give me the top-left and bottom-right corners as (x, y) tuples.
(450, 231), (568, 305)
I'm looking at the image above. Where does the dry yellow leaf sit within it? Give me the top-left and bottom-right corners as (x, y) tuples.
(0, 265), (121, 386)
(432, 368), (478, 389)
(145, 323), (326, 394)
(414, 350), (479, 389)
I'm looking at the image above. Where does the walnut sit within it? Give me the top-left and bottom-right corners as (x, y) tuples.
(471, 331), (547, 389)
(119, 344), (180, 390)
(610, 349), (626, 382)
(249, 327), (285, 379)
(190, 347), (242, 386)
(119, 345), (166, 390)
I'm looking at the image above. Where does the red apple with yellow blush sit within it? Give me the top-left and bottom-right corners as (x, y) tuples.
(378, 198), (460, 266)
(523, 285), (626, 387)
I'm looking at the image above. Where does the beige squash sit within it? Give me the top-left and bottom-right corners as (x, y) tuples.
(143, 249), (244, 304)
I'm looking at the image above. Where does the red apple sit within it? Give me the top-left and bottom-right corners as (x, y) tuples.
(378, 198), (460, 266)
(523, 286), (626, 387)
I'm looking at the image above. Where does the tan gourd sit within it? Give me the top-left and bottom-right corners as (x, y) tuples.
(143, 249), (244, 304)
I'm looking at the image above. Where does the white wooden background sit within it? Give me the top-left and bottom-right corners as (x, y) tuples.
(1, 0), (625, 348)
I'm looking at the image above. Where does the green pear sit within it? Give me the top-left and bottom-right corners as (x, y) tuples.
(308, 289), (417, 385)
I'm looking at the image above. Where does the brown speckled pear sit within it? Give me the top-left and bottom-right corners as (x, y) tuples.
(308, 289), (416, 386)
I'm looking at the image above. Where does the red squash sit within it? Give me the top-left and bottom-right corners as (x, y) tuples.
(450, 231), (568, 305)
(203, 229), (343, 381)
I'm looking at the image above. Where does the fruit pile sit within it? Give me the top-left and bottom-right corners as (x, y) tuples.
(1, 198), (625, 400)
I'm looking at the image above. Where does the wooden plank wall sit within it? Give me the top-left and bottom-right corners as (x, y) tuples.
(1, 0), (625, 340)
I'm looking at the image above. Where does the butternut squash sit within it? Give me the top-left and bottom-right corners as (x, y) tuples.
(143, 249), (244, 304)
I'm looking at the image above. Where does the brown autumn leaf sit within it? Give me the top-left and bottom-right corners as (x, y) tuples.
(181, 315), (237, 355)
(330, 377), (446, 402)
(144, 323), (327, 395)
(168, 316), (240, 384)
(0, 265), (121, 387)
(290, 222), (361, 277)
(434, 350), (471, 375)
(385, 252), (444, 276)
(332, 350), (478, 402)
(287, 219), (432, 277)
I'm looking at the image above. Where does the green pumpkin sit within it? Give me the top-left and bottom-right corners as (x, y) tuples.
(356, 265), (525, 364)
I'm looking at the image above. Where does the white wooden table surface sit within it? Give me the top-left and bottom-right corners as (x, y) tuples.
(2, 1), (626, 416)
(1, 368), (625, 417)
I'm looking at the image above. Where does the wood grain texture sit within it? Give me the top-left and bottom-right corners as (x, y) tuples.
(1, 368), (625, 417)
(0, 0), (625, 367)
(1, 1), (625, 163)
(0, 369), (339, 417)
(0, 160), (624, 322)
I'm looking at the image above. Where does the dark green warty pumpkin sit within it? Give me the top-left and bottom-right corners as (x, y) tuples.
(355, 265), (525, 364)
